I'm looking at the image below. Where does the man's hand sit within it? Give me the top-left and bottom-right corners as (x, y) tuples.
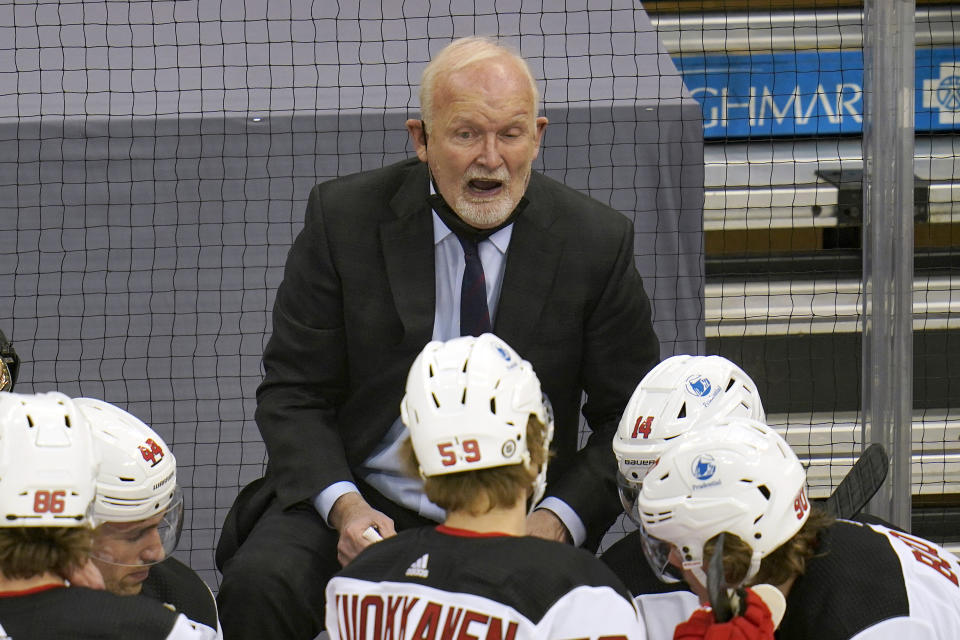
(526, 509), (571, 544)
(65, 558), (106, 590)
(329, 492), (396, 566)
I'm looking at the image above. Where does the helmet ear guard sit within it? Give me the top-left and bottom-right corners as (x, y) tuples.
(613, 355), (765, 514)
(400, 334), (554, 508)
(632, 417), (808, 586)
(0, 391), (99, 528)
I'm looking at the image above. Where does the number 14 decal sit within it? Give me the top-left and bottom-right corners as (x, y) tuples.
(437, 439), (481, 466)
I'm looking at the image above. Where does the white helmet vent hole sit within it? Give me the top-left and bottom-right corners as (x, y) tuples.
(431, 393), (440, 408)
(428, 365), (435, 377)
(119, 477), (136, 483)
(757, 484), (771, 500)
(725, 378), (736, 391)
(676, 404), (686, 419)
(64, 415), (71, 428)
(490, 398), (496, 413)
(460, 388), (467, 404)
(25, 415), (33, 428)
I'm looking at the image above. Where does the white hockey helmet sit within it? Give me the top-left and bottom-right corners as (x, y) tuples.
(632, 417), (808, 586)
(0, 391), (98, 528)
(76, 398), (183, 562)
(400, 334), (554, 506)
(613, 355), (764, 511)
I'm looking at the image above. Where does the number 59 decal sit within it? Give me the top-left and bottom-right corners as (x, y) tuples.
(437, 439), (482, 466)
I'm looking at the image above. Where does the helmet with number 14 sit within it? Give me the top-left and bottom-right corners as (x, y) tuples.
(613, 355), (764, 516)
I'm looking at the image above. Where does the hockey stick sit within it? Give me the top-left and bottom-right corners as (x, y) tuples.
(823, 442), (889, 520)
(706, 532), (734, 622)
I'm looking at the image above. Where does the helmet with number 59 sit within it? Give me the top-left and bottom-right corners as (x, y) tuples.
(0, 391), (98, 528)
(401, 333), (554, 506)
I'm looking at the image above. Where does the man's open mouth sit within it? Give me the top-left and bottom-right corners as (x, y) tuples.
(467, 178), (503, 194)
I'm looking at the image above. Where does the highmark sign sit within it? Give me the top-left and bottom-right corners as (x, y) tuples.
(676, 47), (960, 138)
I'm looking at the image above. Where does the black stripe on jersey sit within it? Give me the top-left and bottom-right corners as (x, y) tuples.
(778, 520), (910, 640)
(0, 585), (180, 639)
(335, 527), (633, 623)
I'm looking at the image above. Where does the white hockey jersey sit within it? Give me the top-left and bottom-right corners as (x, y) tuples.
(326, 525), (646, 640)
(779, 520), (960, 640)
(603, 519), (960, 640)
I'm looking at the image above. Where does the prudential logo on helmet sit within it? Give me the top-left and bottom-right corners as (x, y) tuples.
(692, 454), (717, 482)
(685, 375), (712, 397)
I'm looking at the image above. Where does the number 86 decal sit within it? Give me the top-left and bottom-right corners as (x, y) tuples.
(437, 439), (482, 466)
(33, 490), (66, 513)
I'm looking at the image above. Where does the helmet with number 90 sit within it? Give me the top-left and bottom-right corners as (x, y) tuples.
(613, 355), (764, 515)
(0, 391), (98, 528)
(632, 417), (808, 586)
(401, 334), (554, 505)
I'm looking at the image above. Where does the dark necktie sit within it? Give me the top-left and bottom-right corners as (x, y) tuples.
(455, 233), (491, 337)
(427, 191), (529, 337)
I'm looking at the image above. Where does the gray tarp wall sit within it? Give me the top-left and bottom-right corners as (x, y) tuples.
(0, 0), (703, 585)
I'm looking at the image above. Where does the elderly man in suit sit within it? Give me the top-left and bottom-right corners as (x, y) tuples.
(216, 36), (659, 640)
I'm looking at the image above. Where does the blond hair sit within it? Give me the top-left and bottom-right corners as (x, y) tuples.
(419, 36), (540, 132)
(403, 415), (549, 515)
(0, 526), (93, 580)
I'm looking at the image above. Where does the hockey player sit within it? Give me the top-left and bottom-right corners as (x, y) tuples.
(324, 334), (647, 639)
(0, 329), (18, 392)
(0, 390), (217, 639)
(633, 416), (960, 639)
(77, 397), (222, 636)
(602, 355), (765, 638)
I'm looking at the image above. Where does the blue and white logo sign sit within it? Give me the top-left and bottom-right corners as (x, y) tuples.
(675, 46), (960, 138)
(685, 375), (712, 398)
(495, 345), (512, 362)
(922, 61), (960, 125)
(692, 454), (717, 481)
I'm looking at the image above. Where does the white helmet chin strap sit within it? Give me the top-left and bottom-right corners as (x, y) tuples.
(745, 551), (763, 584)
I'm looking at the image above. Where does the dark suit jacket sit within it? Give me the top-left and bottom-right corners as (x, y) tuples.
(253, 157), (659, 548)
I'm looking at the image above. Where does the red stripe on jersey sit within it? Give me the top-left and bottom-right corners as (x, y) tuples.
(435, 525), (513, 538)
(0, 582), (66, 598)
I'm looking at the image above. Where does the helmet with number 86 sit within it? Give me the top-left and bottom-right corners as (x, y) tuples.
(613, 355), (764, 514)
(401, 334), (554, 505)
(0, 391), (98, 528)
(632, 417), (808, 586)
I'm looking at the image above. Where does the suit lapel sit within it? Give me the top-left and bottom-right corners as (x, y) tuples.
(495, 180), (563, 356)
(381, 163), (436, 349)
